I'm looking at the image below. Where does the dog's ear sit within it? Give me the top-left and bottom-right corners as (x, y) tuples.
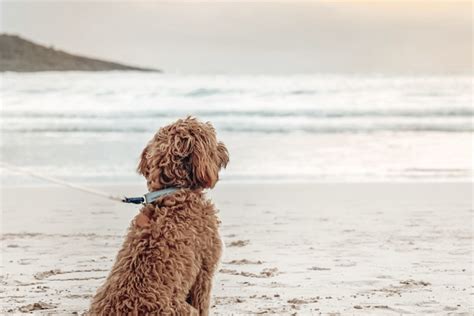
(217, 141), (229, 169)
(137, 145), (149, 176)
(191, 138), (220, 188)
(189, 123), (228, 189)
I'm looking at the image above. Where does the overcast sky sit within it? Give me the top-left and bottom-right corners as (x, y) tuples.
(1, 1), (472, 74)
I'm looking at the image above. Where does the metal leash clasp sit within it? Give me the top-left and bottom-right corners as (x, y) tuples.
(122, 196), (145, 204)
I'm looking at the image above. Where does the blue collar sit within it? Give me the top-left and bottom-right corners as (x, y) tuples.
(122, 187), (179, 204)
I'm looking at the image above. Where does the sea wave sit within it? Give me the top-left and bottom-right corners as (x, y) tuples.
(3, 123), (472, 134)
(2, 73), (472, 184)
(2, 108), (473, 119)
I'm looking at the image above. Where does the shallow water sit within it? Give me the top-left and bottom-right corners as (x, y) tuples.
(1, 72), (472, 184)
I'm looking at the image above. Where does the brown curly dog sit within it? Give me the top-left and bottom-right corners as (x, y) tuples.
(89, 117), (229, 315)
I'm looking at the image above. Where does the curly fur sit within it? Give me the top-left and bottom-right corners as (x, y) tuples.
(89, 117), (229, 315)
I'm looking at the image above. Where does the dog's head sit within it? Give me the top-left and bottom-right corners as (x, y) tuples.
(137, 117), (229, 191)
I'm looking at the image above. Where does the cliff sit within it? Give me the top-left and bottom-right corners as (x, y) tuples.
(0, 34), (160, 72)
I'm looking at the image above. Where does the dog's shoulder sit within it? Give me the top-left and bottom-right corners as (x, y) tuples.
(134, 212), (151, 228)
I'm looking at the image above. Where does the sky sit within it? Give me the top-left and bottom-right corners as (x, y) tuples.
(0, 1), (472, 74)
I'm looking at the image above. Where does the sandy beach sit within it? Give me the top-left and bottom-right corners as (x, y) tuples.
(0, 182), (472, 315)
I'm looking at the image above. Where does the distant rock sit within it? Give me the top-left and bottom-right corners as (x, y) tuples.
(0, 34), (160, 72)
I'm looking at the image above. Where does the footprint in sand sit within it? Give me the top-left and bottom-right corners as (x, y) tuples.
(227, 240), (250, 247)
(219, 267), (279, 278)
(34, 269), (62, 280)
(224, 259), (263, 265)
(308, 266), (331, 271)
(34, 268), (109, 280)
(370, 279), (432, 297)
(399, 279), (431, 287)
(19, 302), (56, 312)
(287, 297), (319, 304)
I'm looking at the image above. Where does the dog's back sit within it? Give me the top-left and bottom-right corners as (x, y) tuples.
(89, 190), (222, 315)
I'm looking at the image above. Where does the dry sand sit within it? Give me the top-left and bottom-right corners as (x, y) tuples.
(1, 183), (472, 315)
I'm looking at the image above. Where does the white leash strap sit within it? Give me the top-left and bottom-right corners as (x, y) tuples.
(0, 161), (123, 203)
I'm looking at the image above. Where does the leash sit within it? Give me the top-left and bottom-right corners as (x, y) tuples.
(0, 161), (177, 205)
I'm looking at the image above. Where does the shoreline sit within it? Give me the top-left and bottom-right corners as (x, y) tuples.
(1, 182), (472, 314)
(1, 179), (472, 188)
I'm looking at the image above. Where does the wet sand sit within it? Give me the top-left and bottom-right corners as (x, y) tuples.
(1, 183), (472, 315)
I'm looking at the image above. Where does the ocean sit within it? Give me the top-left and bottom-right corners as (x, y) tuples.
(1, 72), (472, 185)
